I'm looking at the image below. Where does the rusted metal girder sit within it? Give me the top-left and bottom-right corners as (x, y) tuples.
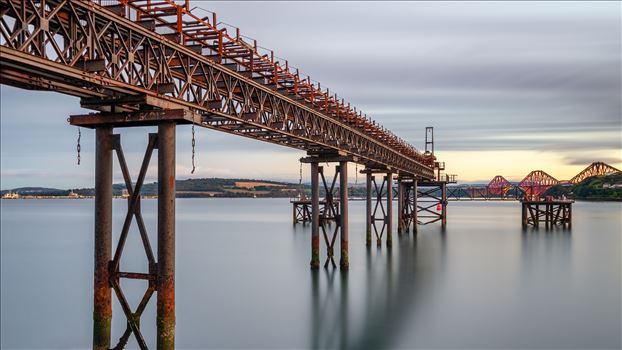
(157, 122), (176, 349)
(93, 127), (113, 350)
(0, 0), (436, 179)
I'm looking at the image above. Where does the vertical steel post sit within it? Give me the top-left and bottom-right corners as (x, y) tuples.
(292, 202), (297, 224)
(365, 172), (372, 247)
(310, 162), (320, 269)
(386, 173), (393, 247)
(339, 161), (349, 270)
(441, 182), (447, 228)
(397, 179), (404, 234)
(413, 180), (418, 233)
(157, 122), (176, 350)
(522, 202), (527, 228)
(93, 127), (113, 350)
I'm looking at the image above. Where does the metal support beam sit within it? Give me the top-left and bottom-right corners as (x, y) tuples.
(310, 162), (320, 269)
(397, 180), (404, 234)
(93, 127), (113, 350)
(441, 182), (447, 228)
(157, 122), (176, 349)
(365, 172), (372, 247)
(339, 161), (349, 270)
(413, 180), (418, 233)
(386, 173), (393, 247)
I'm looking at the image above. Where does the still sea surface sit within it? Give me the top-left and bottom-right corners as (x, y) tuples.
(1, 199), (620, 349)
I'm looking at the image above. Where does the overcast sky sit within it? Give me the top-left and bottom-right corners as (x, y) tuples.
(1, 1), (620, 189)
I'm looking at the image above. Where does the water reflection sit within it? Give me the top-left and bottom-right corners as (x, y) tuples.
(2, 199), (619, 348)
(309, 229), (448, 349)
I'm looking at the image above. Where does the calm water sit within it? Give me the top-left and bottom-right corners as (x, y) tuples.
(1, 199), (620, 349)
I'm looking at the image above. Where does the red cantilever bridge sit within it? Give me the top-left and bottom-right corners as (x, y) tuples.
(0, 0), (446, 348)
(448, 162), (621, 200)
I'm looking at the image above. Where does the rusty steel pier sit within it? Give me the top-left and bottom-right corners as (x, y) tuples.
(0, 0), (443, 347)
(291, 199), (339, 224)
(521, 199), (573, 229)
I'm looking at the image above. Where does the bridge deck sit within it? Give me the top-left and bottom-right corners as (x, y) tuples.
(0, 0), (435, 179)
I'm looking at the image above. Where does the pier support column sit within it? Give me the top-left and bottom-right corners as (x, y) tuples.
(365, 172), (372, 247)
(441, 182), (447, 228)
(310, 162), (320, 269)
(413, 180), (418, 234)
(397, 180), (404, 234)
(157, 122), (176, 350)
(93, 127), (113, 350)
(386, 172), (393, 248)
(339, 161), (349, 270)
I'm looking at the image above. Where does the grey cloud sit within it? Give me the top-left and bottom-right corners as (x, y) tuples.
(562, 156), (622, 167)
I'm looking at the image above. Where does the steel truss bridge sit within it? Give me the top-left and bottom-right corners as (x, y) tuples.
(0, 0), (448, 348)
(447, 162), (621, 201)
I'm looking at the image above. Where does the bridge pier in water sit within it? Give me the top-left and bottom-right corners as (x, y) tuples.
(362, 168), (394, 248)
(302, 154), (351, 270)
(71, 110), (194, 350)
(522, 200), (573, 229)
(413, 181), (448, 230)
(397, 177), (417, 234)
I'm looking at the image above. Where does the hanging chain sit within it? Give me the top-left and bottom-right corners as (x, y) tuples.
(299, 161), (303, 185)
(76, 127), (81, 165)
(355, 163), (358, 185)
(191, 119), (196, 174)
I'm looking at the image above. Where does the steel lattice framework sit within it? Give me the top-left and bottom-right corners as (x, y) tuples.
(569, 162), (621, 184)
(487, 175), (512, 196)
(447, 162), (621, 200)
(517, 170), (559, 197)
(0, 0), (435, 179)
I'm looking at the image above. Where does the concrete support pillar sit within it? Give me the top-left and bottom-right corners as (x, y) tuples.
(365, 172), (372, 247)
(310, 162), (320, 269)
(157, 122), (176, 350)
(339, 161), (349, 270)
(386, 173), (393, 247)
(93, 127), (113, 350)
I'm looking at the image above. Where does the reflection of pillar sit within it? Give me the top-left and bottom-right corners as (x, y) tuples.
(386, 173), (393, 247)
(366, 172), (372, 247)
(93, 127), (113, 350)
(339, 272), (349, 349)
(157, 122), (176, 349)
(397, 179), (404, 234)
(310, 162), (320, 269)
(310, 270), (319, 350)
(339, 161), (349, 270)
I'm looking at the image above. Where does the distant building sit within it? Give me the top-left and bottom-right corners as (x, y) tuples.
(1, 191), (20, 199)
(68, 190), (79, 198)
